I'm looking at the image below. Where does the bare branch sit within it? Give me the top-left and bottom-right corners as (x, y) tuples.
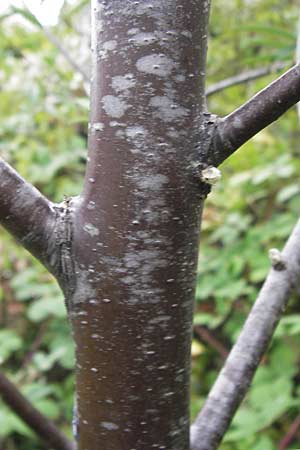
(279, 415), (300, 450)
(43, 27), (90, 84)
(211, 64), (300, 166)
(0, 372), (75, 450)
(190, 220), (300, 450)
(206, 61), (288, 97)
(0, 159), (56, 268)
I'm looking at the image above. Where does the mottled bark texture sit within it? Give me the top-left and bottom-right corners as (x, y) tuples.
(71, 1), (211, 449)
(190, 221), (300, 450)
(1, 2), (300, 450)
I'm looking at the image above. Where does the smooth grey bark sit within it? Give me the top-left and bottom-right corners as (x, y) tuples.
(190, 221), (300, 450)
(1, 2), (300, 450)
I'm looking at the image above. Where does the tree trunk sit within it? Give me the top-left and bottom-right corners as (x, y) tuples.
(68, 1), (210, 449)
(1, 2), (300, 450)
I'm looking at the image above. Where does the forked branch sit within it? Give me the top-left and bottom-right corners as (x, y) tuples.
(0, 159), (56, 268)
(190, 220), (300, 450)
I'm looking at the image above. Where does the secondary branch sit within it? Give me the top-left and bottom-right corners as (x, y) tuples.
(0, 159), (56, 268)
(206, 61), (288, 97)
(190, 220), (300, 450)
(211, 64), (300, 165)
(0, 372), (75, 450)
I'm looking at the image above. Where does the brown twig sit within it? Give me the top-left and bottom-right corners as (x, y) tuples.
(279, 415), (300, 450)
(278, 416), (300, 450)
(194, 325), (229, 360)
(0, 372), (75, 450)
(20, 321), (49, 370)
(206, 61), (288, 97)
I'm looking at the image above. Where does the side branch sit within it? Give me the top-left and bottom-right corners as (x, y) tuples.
(211, 64), (300, 165)
(206, 61), (288, 97)
(0, 372), (75, 450)
(190, 220), (300, 450)
(0, 159), (56, 268)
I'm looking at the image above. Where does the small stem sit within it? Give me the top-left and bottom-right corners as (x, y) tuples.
(0, 372), (75, 450)
(194, 326), (229, 360)
(279, 415), (300, 450)
(206, 61), (288, 97)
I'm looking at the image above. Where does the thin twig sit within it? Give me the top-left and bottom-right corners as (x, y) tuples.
(190, 220), (300, 450)
(43, 27), (90, 84)
(0, 372), (75, 450)
(206, 61), (288, 97)
(194, 325), (229, 360)
(20, 321), (49, 370)
(279, 415), (300, 450)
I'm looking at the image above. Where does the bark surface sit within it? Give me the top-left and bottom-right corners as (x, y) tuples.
(69, 2), (211, 449)
(1, 2), (300, 450)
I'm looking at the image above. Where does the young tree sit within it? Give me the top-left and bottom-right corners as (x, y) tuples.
(1, 1), (300, 450)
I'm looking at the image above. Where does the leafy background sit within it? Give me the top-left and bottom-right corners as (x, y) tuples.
(0, 0), (300, 449)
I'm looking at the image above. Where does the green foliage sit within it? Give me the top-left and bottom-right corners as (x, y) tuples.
(191, 1), (300, 449)
(0, 0), (300, 449)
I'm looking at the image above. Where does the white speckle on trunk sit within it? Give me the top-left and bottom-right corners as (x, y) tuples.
(100, 422), (119, 430)
(91, 122), (104, 132)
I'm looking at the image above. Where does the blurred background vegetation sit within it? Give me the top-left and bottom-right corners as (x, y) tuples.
(0, 0), (299, 449)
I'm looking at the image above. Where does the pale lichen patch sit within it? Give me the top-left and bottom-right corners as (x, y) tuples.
(136, 174), (169, 191)
(102, 95), (130, 118)
(131, 32), (157, 45)
(149, 96), (188, 122)
(72, 270), (97, 305)
(83, 223), (100, 237)
(111, 75), (136, 92)
(125, 126), (147, 139)
(136, 54), (175, 77)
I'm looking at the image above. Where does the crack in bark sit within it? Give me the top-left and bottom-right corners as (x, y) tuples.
(53, 197), (77, 310)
